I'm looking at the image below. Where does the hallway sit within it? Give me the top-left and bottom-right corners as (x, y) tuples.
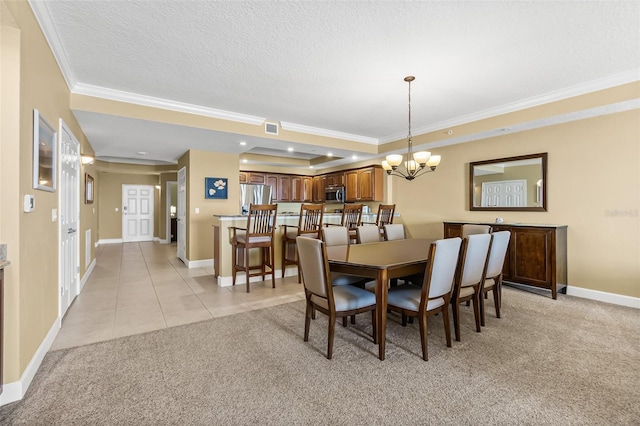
(52, 242), (304, 350)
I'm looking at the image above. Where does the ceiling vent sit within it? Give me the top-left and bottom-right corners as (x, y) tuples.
(265, 122), (279, 135)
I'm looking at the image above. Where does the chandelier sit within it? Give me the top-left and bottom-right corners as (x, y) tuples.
(381, 76), (441, 181)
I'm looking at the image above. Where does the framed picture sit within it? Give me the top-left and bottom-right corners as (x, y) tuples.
(205, 177), (228, 199)
(85, 173), (94, 204)
(33, 109), (57, 192)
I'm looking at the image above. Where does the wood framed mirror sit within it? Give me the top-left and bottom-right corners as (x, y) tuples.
(469, 153), (547, 211)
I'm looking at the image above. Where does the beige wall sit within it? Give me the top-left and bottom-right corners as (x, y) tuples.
(179, 150), (240, 261)
(0, 0), (95, 384)
(392, 109), (639, 298)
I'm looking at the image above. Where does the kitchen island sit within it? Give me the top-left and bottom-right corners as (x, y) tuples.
(212, 213), (380, 286)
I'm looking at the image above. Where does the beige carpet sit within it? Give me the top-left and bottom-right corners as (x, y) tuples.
(1, 287), (638, 425)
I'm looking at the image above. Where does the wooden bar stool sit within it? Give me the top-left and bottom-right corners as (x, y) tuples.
(281, 203), (324, 282)
(231, 204), (278, 292)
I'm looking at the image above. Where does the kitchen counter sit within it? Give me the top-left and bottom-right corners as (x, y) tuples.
(211, 213), (386, 286)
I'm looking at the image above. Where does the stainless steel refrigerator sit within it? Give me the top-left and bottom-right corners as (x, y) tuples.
(239, 184), (273, 214)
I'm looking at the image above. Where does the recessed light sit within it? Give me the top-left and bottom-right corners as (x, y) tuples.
(242, 159), (248, 163)
(136, 151), (147, 156)
(287, 147), (294, 152)
(240, 141), (247, 146)
(351, 155), (358, 160)
(327, 152), (333, 157)
(309, 166), (314, 169)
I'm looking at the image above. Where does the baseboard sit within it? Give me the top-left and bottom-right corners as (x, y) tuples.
(217, 267), (298, 286)
(154, 237), (171, 244)
(566, 286), (640, 309)
(97, 238), (123, 245)
(0, 319), (60, 406)
(80, 258), (96, 292)
(185, 258), (213, 269)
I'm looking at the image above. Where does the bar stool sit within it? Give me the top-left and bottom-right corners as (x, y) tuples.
(231, 203), (278, 292)
(281, 203), (324, 282)
(327, 204), (362, 243)
(363, 204), (395, 239)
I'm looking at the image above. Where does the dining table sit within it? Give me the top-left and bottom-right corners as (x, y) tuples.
(327, 238), (432, 360)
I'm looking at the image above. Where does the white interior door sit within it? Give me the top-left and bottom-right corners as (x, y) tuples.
(177, 167), (187, 262)
(122, 185), (154, 242)
(58, 119), (80, 317)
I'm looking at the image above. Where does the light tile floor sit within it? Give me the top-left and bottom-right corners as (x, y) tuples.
(52, 241), (305, 350)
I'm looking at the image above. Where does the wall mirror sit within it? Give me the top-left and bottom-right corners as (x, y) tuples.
(469, 152), (547, 211)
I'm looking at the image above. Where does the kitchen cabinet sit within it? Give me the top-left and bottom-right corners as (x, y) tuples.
(239, 172), (248, 183)
(312, 176), (325, 202)
(266, 175), (278, 201)
(291, 176), (303, 202)
(278, 175), (291, 201)
(443, 221), (567, 299)
(326, 173), (344, 187)
(303, 177), (313, 202)
(345, 166), (383, 202)
(246, 173), (266, 184)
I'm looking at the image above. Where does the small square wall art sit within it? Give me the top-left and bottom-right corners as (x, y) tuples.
(205, 177), (228, 199)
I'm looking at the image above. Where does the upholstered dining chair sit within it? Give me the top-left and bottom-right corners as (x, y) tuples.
(230, 203), (278, 293)
(363, 204), (395, 237)
(480, 230), (511, 326)
(296, 236), (377, 359)
(356, 225), (380, 244)
(451, 233), (492, 341)
(281, 203), (324, 282)
(461, 224), (492, 238)
(383, 224), (406, 241)
(387, 237), (462, 361)
(327, 204), (363, 243)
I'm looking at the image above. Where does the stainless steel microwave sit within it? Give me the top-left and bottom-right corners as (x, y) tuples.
(325, 186), (345, 203)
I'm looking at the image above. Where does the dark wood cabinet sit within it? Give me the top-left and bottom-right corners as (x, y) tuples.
(266, 175), (278, 201)
(278, 175), (291, 201)
(247, 173), (266, 184)
(326, 173), (344, 187)
(312, 176), (325, 202)
(443, 221), (567, 299)
(302, 177), (313, 202)
(291, 176), (303, 202)
(345, 166), (383, 202)
(239, 172), (248, 183)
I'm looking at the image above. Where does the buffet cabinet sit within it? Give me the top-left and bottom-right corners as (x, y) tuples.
(443, 222), (567, 299)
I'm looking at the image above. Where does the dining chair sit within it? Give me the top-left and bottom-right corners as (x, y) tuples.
(451, 233), (492, 341)
(356, 225), (380, 244)
(230, 203), (278, 293)
(363, 204), (395, 237)
(461, 224), (492, 238)
(387, 237), (462, 361)
(281, 203), (324, 282)
(327, 204), (363, 243)
(480, 230), (511, 326)
(296, 236), (377, 359)
(383, 223), (405, 241)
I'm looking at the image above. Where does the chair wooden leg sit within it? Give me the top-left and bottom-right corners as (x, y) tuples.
(442, 304), (452, 348)
(419, 313), (428, 361)
(452, 300), (461, 342)
(401, 314), (407, 326)
(472, 291), (481, 333)
(245, 246), (251, 293)
(342, 317), (348, 327)
(371, 309), (377, 344)
(480, 290), (486, 327)
(261, 247), (266, 281)
(351, 315), (356, 324)
(494, 287), (501, 319)
(304, 302), (312, 342)
(327, 313), (336, 359)
(270, 245), (276, 288)
(231, 244), (237, 286)
(281, 239), (287, 278)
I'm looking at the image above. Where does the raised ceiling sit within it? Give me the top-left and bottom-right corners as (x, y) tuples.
(30, 1), (640, 168)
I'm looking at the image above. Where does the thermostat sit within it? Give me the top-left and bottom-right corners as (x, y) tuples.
(24, 194), (35, 212)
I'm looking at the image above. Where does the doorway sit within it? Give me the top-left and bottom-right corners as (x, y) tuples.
(122, 185), (154, 242)
(166, 181), (177, 243)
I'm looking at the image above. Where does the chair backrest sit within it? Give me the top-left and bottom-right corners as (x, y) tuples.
(458, 234), (492, 288)
(246, 204), (278, 236)
(423, 238), (462, 299)
(296, 236), (332, 302)
(484, 231), (511, 279)
(376, 204), (396, 226)
(298, 203), (324, 237)
(341, 204), (363, 230)
(461, 224), (491, 238)
(321, 226), (349, 260)
(383, 224), (405, 241)
(356, 225), (380, 244)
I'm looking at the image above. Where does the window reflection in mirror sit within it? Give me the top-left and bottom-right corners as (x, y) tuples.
(469, 153), (547, 211)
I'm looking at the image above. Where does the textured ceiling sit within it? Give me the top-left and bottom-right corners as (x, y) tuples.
(31, 0), (640, 166)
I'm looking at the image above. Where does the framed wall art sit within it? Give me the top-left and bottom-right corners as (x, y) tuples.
(33, 109), (57, 192)
(205, 177), (228, 199)
(85, 174), (94, 204)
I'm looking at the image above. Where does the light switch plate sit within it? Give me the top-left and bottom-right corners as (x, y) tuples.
(23, 194), (35, 212)
(52, 208), (57, 221)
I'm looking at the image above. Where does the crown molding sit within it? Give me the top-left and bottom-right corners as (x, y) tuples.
(28, 0), (76, 90)
(72, 83), (266, 126)
(381, 69), (640, 144)
(279, 121), (379, 145)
